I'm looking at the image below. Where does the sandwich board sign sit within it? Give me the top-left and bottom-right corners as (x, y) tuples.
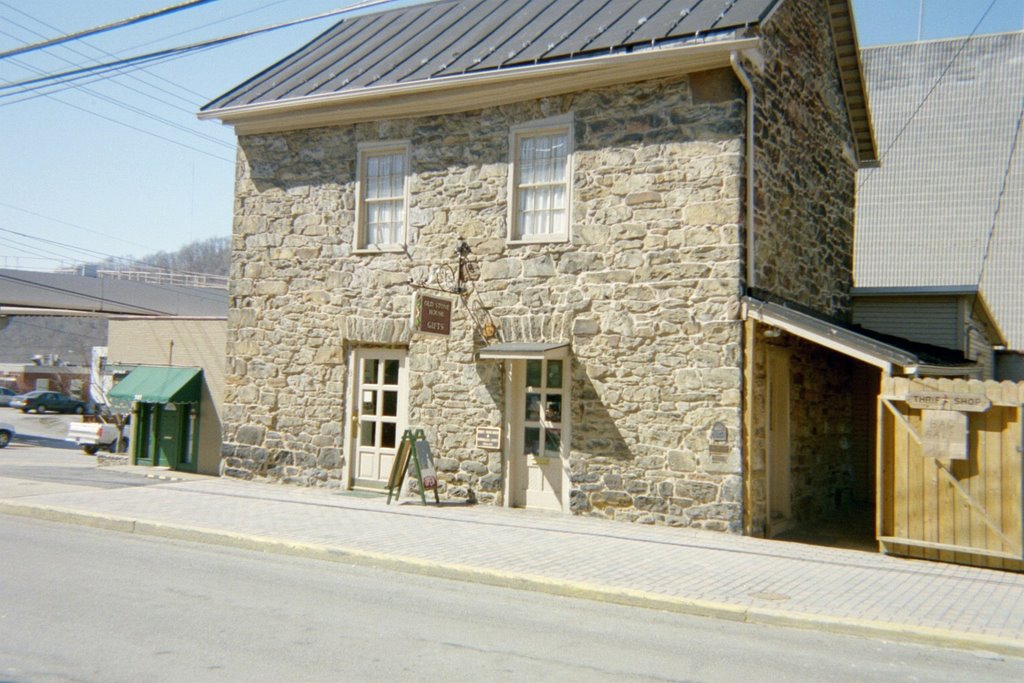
(386, 429), (440, 505)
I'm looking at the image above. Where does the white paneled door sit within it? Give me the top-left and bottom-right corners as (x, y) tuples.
(349, 349), (408, 489)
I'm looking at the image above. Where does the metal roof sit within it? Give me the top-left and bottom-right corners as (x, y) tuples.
(854, 31), (1024, 350)
(0, 269), (228, 317)
(203, 0), (779, 112)
(742, 297), (976, 376)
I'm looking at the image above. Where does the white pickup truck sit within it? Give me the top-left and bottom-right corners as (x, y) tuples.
(66, 421), (125, 455)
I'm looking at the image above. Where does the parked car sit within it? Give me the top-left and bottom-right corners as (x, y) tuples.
(0, 422), (14, 448)
(0, 387), (17, 407)
(10, 391), (87, 414)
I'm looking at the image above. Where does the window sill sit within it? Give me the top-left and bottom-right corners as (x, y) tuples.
(506, 236), (570, 246)
(353, 246), (406, 255)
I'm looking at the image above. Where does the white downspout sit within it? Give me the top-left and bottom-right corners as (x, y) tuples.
(730, 52), (756, 290)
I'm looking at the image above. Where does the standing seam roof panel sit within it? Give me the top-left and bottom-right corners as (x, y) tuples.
(718, 0), (778, 24)
(257, 15), (393, 102)
(205, 0), (780, 110)
(661, 0), (736, 38)
(340, 3), (463, 89)
(315, 5), (458, 91)
(204, 18), (362, 109)
(440, 0), (565, 74)
(226, 17), (374, 106)
(629, 0), (717, 43)
(396, 0), (526, 82)
(541, 0), (642, 55)
(581, 0), (681, 52)
(497, 0), (613, 64)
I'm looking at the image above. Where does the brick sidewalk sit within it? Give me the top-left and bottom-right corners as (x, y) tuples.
(2, 473), (1023, 655)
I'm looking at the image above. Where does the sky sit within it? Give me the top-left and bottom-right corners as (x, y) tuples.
(0, 0), (1022, 274)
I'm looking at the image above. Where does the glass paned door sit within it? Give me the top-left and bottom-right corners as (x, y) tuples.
(509, 356), (567, 511)
(351, 349), (408, 489)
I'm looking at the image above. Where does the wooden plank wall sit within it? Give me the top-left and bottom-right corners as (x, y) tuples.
(879, 377), (1023, 571)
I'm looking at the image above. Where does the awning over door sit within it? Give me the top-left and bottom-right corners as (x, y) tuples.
(476, 343), (569, 361)
(108, 366), (202, 408)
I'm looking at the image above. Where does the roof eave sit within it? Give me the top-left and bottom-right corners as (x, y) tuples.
(826, 0), (878, 167)
(199, 37), (760, 135)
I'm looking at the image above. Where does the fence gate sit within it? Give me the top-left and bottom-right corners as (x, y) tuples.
(878, 377), (1024, 571)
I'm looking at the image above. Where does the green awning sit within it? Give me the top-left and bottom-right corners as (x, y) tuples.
(108, 366), (202, 409)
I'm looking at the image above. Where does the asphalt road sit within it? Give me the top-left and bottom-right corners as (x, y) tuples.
(2, 516), (1022, 682)
(0, 408), (159, 490)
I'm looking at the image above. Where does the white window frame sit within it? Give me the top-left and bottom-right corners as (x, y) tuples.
(507, 114), (573, 244)
(355, 140), (411, 253)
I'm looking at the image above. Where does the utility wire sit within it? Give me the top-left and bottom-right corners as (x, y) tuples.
(0, 1), (394, 95)
(0, 0), (219, 60)
(0, 227), (231, 302)
(4, 52), (234, 151)
(0, 0), (263, 106)
(974, 95), (1024, 293)
(0, 43), (215, 107)
(0, 272), (170, 315)
(0, 225), (227, 282)
(0, 21), (202, 113)
(858, 0), (1000, 190)
(0, 200), (170, 254)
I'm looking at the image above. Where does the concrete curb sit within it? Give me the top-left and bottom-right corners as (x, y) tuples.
(3, 500), (1022, 658)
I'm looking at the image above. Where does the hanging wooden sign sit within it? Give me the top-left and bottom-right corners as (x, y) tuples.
(412, 293), (453, 337)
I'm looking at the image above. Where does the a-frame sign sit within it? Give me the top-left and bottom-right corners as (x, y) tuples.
(386, 428), (440, 505)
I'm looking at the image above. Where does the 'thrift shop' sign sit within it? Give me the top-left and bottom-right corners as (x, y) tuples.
(905, 391), (991, 413)
(412, 293), (453, 337)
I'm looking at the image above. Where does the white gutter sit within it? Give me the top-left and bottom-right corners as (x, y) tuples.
(201, 37), (760, 131)
(730, 52), (756, 290)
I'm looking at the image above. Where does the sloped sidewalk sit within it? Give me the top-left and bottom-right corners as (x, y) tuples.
(2, 473), (1023, 656)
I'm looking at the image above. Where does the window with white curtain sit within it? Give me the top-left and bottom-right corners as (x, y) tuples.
(357, 142), (409, 250)
(510, 118), (572, 242)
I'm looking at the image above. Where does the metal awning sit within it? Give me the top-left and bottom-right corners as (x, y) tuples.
(742, 297), (977, 377)
(476, 343), (570, 361)
(108, 366), (202, 407)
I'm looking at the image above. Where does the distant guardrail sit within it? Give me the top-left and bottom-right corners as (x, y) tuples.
(54, 268), (228, 289)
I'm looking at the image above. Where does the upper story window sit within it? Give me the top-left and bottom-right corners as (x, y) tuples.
(357, 142), (409, 251)
(509, 115), (573, 243)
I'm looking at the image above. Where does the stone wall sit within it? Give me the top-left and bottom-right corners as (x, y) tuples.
(743, 325), (864, 535)
(223, 72), (748, 530)
(752, 0), (858, 318)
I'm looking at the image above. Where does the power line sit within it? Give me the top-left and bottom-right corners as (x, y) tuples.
(0, 271), (169, 315)
(0, 0), (219, 60)
(0, 18), (203, 113)
(0, 1), (395, 96)
(0, 200), (171, 253)
(975, 95), (1024, 292)
(3, 52), (235, 151)
(0, 227), (231, 302)
(858, 0), (1001, 190)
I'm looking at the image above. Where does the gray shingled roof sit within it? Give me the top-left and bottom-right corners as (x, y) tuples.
(203, 0), (779, 111)
(854, 31), (1024, 350)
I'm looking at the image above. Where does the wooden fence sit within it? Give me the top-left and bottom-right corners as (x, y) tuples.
(878, 377), (1023, 571)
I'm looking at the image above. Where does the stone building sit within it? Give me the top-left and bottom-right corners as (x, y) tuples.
(200, 0), (974, 537)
